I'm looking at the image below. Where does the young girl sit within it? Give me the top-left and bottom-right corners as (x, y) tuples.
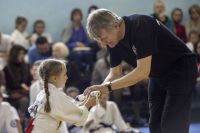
(28, 59), (96, 133)
(30, 20), (53, 44)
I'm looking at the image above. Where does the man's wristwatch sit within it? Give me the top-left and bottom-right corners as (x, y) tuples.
(106, 81), (112, 92)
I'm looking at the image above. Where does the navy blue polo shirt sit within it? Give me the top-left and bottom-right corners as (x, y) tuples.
(108, 14), (194, 78)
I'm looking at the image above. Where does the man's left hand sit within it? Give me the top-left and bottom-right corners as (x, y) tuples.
(83, 84), (109, 96)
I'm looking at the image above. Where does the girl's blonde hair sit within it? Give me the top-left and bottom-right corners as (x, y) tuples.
(86, 8), (122, 40)
(39, 59), (66, 113)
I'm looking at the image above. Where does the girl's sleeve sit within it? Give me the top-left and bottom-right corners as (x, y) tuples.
(51, 91), (89, 126)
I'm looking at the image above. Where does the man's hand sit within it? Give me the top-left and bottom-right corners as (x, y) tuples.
(83, 84), (109, 97)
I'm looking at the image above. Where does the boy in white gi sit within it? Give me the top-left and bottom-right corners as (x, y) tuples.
(83, 94), (128, 133)
(28, 59), (96, 133)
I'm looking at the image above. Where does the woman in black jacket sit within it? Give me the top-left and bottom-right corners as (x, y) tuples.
(3, 45), (30, 112)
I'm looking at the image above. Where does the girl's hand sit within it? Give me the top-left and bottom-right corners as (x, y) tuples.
(84, 95), (97, 109)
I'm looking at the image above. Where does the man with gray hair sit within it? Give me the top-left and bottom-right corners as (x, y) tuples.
(84, 8), (197, 133)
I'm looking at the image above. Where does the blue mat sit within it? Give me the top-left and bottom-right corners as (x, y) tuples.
(139, 123), (200, 133)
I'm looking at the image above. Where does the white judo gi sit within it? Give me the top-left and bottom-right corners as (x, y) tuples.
(0, 102), (20, 133)
(28, 83), (88, 133)
(84, 101), (128, 133)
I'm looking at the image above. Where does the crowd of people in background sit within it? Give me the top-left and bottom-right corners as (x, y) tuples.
(0, 0), (200, 132)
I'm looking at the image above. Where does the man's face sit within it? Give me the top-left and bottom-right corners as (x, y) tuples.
(154, 2), (165, 15)
(95, 24), (120, 48)
(36, 43), (49, 53)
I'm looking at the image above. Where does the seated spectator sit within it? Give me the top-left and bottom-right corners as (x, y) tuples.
(185, 4), (200, 37)
(0, 32), (11, 69)
(62, 8), (94, 74)
(171, 8), (187, 42)
(83, 94), (130, 133)
(3, 45), (30, 112)
(151, 0), (173, 31)
(28, 36), (52, 65)
(30, 20), (53, 45)
(62, 8), (90, 50)
(186, 30), (199, 52)
(11, 16), (30, 50)
(29, 60), (42, 106)
(52, 42), (81, 89)
(0, 32), (11, 54)
(88, 5), (99, 15)
(0, 91), (23, 133)
(52, 42), (69, 60)
(90, 52), (110, 85)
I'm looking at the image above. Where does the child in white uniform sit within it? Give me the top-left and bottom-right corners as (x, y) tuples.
(83, 94), (128, 133)
(0, 91), (23, 133)
(29, 60), (69, 133)
(11, 16), (30, 50)
(28, 59), (96, 133)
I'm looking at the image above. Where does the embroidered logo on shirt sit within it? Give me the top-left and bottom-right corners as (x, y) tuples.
(28, 100), (43, 117)
(10, 120), (17, 128)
